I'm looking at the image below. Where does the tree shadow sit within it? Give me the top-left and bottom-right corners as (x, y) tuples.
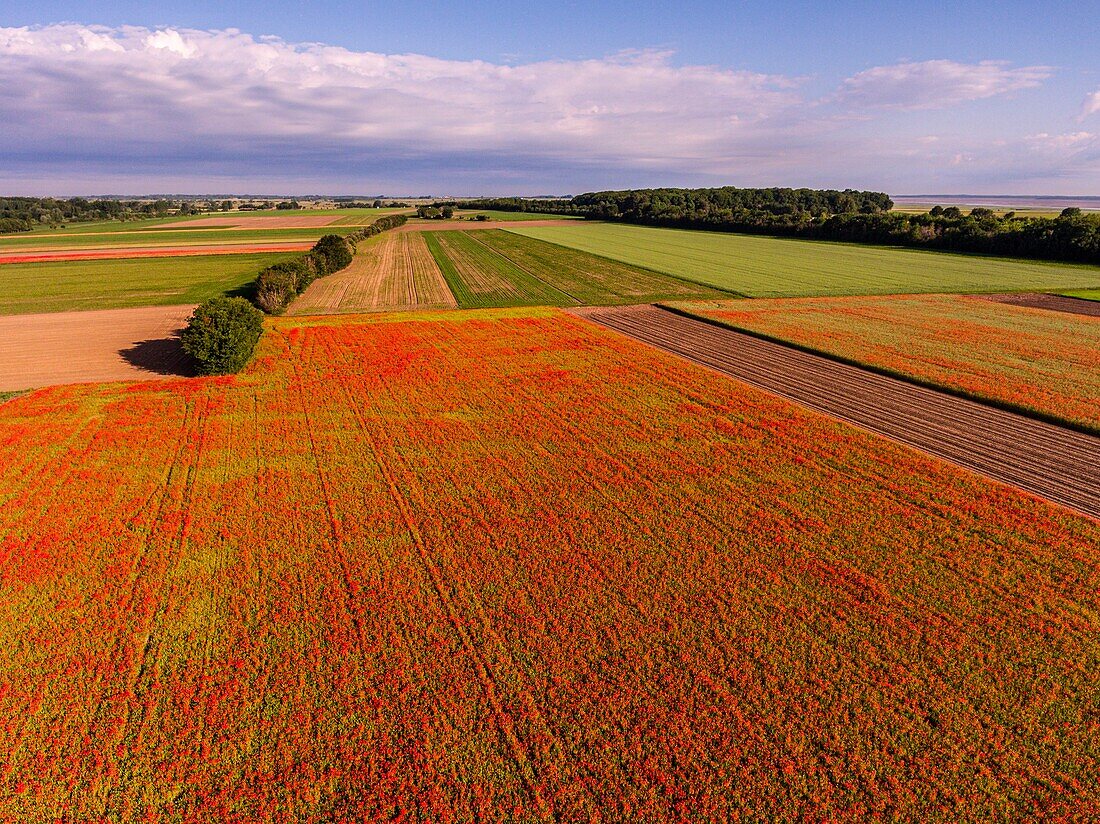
(119, 332), (197, 378)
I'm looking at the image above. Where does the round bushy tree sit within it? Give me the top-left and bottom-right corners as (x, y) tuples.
(181, 297), (264, 375)
(312, 234), (353, 274)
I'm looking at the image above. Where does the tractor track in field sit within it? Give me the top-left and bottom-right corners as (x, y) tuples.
(575, 304), (1100, 520)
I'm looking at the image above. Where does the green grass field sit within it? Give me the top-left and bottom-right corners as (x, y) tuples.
(422, 230), (725, 308)
(0, 227), (362, 251)
(1059, 289), (1100, 301)
(469, 230), (725, 304)
(508, 223), (1100, 297)
(0, 208), (402, 249)
(0, 252), (296, 315)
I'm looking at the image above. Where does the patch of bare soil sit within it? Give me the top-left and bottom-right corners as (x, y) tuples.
(0, 305), (196, 391)
(977, 293), (1100, 318)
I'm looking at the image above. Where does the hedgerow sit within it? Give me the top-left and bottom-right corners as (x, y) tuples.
(249, 213), (407, 314)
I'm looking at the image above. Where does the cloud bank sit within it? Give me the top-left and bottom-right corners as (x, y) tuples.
(838, 59), (1051, 110)
(0, 24), (1086, 194)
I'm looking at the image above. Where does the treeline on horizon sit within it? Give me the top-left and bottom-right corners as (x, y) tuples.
(451, 187), (1100, 266)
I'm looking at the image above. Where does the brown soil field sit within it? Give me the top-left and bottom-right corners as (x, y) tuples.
(399, 219), (580, 232)
(290, 232), (457, 315)
(577, 304), (1100, 520)
(156, 215), (342, 229)
(0, 242), (314, 264)
(0, 305), (195, 391)
(979, 293), (1100, 318)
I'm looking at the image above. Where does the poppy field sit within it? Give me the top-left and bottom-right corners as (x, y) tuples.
(0, 308), (1097, 820)
(672, 294), (1100, 431)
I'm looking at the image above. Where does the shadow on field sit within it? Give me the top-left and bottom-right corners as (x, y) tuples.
(119, 332), (197, 378)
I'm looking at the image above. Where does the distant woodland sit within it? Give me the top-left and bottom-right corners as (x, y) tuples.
(453, 188), (1100, 265)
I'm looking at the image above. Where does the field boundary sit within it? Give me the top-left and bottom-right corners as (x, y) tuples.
(661, 303), (1100, 438)
(423, 232), (471, 306)
(979, 292), (1100, 318)
(464, 232), (581, 304)
(581, 304), (1100, 519)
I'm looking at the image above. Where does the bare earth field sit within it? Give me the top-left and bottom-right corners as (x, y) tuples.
(156, 215), (343, 229)
(980, 292), (1100, 318)
(0, 242), (314, 265)
(0, 305), (195, 391)
(577, 304), (1100, 519)
(290, 232), (456, 315)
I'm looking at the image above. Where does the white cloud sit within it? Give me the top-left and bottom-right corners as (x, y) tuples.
(0, 24), (1093, 194)
(1082, 90), (1100, 120)
(0, 24), (802, 167)
(838, 59), (1052, 110)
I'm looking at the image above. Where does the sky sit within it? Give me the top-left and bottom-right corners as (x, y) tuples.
(1, 1), (1098, 196)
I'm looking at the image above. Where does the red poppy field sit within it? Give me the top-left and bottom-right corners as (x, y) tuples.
(0, 307), (1097, 821)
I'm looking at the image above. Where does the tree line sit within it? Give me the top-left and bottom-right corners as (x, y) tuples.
(451, 188), (1100, 266)
(182, 213), (408, 374)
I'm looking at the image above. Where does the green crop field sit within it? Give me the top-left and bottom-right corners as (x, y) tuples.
(469, 230), (725, 304)
(0, 227), (361, 251)
(422, 230), (725, 308)
(426, 231), (571, 307)
(1060, 289), (1100, 301)
(0, 252), (296, 315)
(508, 223), (1100, 297)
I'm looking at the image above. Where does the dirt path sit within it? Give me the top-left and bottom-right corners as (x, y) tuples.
(576, 304), (1100, 520)
(978, 293), (1100, 318)
(0, 242), (313, 264)
(0, 305), (196, 391)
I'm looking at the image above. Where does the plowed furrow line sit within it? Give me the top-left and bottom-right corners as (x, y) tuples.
(597, 312), (1100, 502)
(580, 305), (1100, 519)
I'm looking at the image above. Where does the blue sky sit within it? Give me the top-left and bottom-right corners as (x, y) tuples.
(1, 1), (1098, 195)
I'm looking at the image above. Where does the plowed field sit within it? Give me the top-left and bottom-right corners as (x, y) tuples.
(290, 232), (456, 315)
(0, 305), (194, 390)
(580, 304), (1100, 519)
(672, 294), (1100, 431)
(1, 308), (1097, 820)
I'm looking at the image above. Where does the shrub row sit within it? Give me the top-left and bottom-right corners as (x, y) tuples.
(179, 213), (408, 375)
(252, 213), (407, 313)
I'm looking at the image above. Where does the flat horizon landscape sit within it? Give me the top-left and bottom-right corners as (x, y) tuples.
(2, 1), (1098, 819)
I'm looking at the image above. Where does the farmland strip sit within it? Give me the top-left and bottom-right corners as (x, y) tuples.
(979, 292), (1100, 318)
(578, 304), (1100, 519)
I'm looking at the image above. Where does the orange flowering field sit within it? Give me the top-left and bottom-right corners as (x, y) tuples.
(0, 307), (1097, 820)
(671, 294), (1100, 431)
